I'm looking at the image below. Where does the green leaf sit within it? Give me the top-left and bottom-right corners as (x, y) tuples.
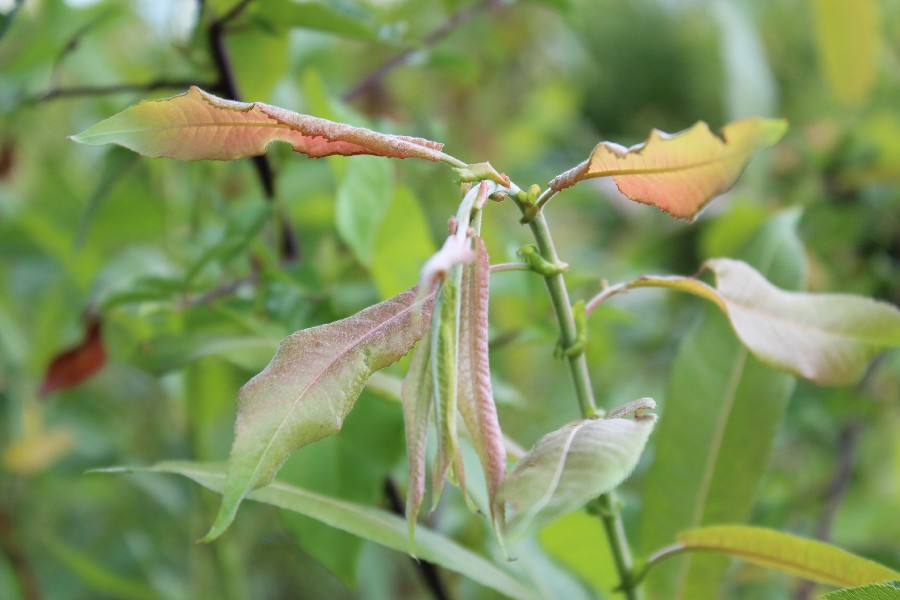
(46, 539), (162, 600)
(821, 581), (900, 600)
(254, 0), (378, 41)
(549, 118), (787, 221)
(336, 155), (393, 267)
(639, 211), (804, 600)
(204, 287), (434, 541)
(117, 461), (542, 600)
(675, 526), (900, 589)
(278, 391), (405, 587)
(401, 327), (433, 542)
(371, 186), (437, 299)
(811, 0), (879, 107)
(70, 87), (446, 162)
(498, 406), (657, 543)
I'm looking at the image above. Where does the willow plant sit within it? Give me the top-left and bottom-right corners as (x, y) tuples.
(73, 86), (900, 600)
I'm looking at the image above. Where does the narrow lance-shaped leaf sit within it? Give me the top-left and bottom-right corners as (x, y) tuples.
(497, 400), (657, 543)
(430, 273), (467, 506)
(549, 118), (787, 221)
(204, 287), (434, 542)
(614, 259), (900, 385)
(400, 328), (433, 544)
(70, 86), (446, 163)
(458, 236), (507, 528)
(114, 461), (542, 600)
(673, 526), (900, 589)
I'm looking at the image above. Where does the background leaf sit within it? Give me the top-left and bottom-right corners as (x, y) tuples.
(639, 211), (805, 600)
(811, 0), (879, 107)
(336, 155), (393, 267)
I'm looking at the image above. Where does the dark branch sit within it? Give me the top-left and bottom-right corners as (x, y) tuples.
(0, 503), (42, 600)
(342, 0), (506, 103)
(383, 478), (451, 600)
(32, 80), (214, 103)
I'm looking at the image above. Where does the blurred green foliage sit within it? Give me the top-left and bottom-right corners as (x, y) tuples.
(0, 1), (898, 599)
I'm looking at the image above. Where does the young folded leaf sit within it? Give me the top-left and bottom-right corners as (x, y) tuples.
(430, 274), (466, 507)
(675, 526), (900, 589)
(70, 86), (446, 163)
(401, 328), (433, 543)
(458, 236), (507, 529)
(204, 287), (434, 542)
(549, 118), (787, 221)
(497, 404), (656, 543)
(704, 258), (900, 385)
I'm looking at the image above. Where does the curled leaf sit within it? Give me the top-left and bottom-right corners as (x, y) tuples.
(70, 86), (445, 163)
(204, 287), (434, 542)
(458, 237), (507, 527)
(549, 119), (787, 220)
(497, 404), (656, 542)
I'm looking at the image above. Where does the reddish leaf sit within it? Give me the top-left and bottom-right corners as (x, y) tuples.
(70, 86), (446, 163)
(549, 119), (787, 221)
(39, 317), (106, 397)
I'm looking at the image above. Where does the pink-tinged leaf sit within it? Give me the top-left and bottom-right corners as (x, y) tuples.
(70, 86), (445, 162)
(39, 316), (106, 397)
(549, 119), (787, 220)
(204, 287), (434, 542)
(458, 237), (507, 527)
(497, 402), (657, 543)
(400, 329), (433, 544)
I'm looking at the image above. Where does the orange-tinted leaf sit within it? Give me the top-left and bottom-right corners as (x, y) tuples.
(39, 317), (106, 397)
(70, 86), (446, 162)
(549, 119), (787, 220)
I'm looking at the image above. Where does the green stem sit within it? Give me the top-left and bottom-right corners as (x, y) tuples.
(524, 211), (597, 418)
(515, 201), (641, 599)
(597, 493), (642, 600)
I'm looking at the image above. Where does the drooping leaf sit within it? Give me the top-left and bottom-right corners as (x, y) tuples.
(703, 258), (900, 385)
(640, 211), (803, 600)
(430, 274), (466, 506)
(811, 0), (879, 107)
(112, 461), (541, 600)
(401, 327), (433, 542)
(204, 287), (434, 541)
(497, 405), (657, 543)
(674, 526), (900, 589)
(458, 236), (507, 527)
(70, 86), (446, 163)
(549, 118), (787, 220)
(821, 581), (900, 600)
(39, 315), (106, 396)
(614, 259), (900, 386)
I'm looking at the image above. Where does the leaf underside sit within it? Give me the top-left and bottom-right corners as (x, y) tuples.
(549, 118), (787, 221)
